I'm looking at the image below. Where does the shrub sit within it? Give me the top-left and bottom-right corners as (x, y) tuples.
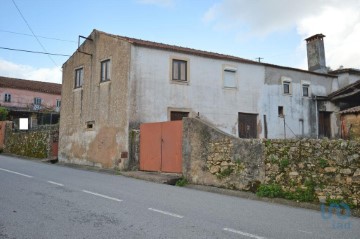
(175, 177), (188, 187)
(256, 184), (283, 198)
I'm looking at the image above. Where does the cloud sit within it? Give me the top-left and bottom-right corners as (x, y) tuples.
(204, 0), (360, 69)
(0, 58), (62, 84)
(137, 0), (174, 7)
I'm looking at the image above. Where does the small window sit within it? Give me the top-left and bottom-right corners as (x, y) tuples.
(283, 81), (291, 94)
(4, 93), (11, 102)
(278, 106), (284, 117)
(56, 99), (61, 108)
(172, 59), (187, 82)
(75, 68), (84, 88)
(101, 59), (111, 82)
(302, 84), (310, 97)
(34, 97), (42, 105)
(223, 68), (237, 88)
(86, 121), (95, 129)
(170, 111), (189, 121)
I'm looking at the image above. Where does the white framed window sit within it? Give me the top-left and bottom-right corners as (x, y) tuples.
(75, 67), (84, 88)
(4, 93), (11, 102)
(172, 59), (187, 82)
(301, 81), (311, 97)
(223, 66), (237, 88)
(34, 97), (42, 105)
(281, 77), (292, 95)
(56, 99), (61, 108)
(100, 59), (111, 82)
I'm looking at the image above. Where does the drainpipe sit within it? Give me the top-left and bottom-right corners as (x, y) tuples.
(314, 96), (319, 139)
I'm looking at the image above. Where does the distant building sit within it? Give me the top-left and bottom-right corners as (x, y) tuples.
(0, 76), (62, 128)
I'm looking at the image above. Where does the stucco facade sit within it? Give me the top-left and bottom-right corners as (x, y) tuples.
(59, 30), (344, 168)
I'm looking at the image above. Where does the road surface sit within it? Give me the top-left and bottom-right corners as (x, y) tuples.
(0, 154), (359, 239)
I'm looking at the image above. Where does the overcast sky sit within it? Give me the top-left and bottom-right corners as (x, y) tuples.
(0, 0), (359, 83)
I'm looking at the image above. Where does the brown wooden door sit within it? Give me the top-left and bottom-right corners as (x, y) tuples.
(318, 112), (331, 138)
(140, 121), (182, 173)
(238, 113), (258, 138)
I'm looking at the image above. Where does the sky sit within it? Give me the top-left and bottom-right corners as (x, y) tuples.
(0, 0), (359, 84)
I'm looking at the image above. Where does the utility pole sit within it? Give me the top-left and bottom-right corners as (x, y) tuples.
(255, 57), (263, 63)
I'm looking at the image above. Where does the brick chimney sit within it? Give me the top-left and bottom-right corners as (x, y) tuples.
(305, 34), (327, 73)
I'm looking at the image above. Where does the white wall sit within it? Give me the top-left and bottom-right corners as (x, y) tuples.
(129, 46), (265, 137)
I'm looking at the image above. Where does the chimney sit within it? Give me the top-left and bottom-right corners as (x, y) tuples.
(305, 34), (327, 73)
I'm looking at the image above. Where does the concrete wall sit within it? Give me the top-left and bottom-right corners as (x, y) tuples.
(129, 46), (265, 137)
(263, 66), (339, 138)
(59, 30), (131, 169)
(336, 72), (360, 89)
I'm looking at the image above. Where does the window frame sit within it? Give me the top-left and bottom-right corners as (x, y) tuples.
(281, 77), (292, 95)
(100, 59), (111, 82)
(34, 97), (42, 105)
(301, 81), (311, 97)
(56, 99), (61, 108)
(223, 65), (237, 89)
(74, 67), (84, 88)
(172, 59), (188, 82)
(4, 93), (11, 102)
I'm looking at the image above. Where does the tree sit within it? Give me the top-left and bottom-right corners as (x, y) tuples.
(0, 107), (8, 121)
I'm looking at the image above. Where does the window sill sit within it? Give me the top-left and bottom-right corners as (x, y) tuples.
(171, 80), (189, 85)
(73, 87), (82, 92)
(100, 80), (111, 85)
(223, 86), (237, 90)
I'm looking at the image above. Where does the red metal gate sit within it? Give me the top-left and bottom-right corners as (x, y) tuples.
(140, 121), (182, 173)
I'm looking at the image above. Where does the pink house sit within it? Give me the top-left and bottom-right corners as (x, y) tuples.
(0, 76), (61, 128)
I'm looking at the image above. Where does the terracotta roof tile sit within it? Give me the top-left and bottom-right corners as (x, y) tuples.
(340, 106), (360, 114)
(0, 76), (61, 95)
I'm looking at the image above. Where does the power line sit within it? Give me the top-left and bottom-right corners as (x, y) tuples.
(11, 0), (59, 67)
(0, 29), (76, 43)
(0, 46), (70, 56)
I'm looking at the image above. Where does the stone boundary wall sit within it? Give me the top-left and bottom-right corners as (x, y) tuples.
(182, 118), (360, 207)
(4, 123), (59, 159)
(182, 118), (265, 191)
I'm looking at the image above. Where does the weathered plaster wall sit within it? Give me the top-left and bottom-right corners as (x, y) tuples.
(263, 66), (339, 138)
(341, 113), (360, 141)
(129, 46), (266, 137)
(4, 123), (58, 159)
(59, 30), (131, 169)
(182, 118), (265, 191)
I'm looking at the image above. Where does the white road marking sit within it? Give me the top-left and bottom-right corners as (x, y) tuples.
(148, 208), (184, 218)
(47, 181), (64, 187)
(82, 190), (122, 202)
(298, 229), (312, 234)
(0, 167), (33, 178)
(223, 228), (266, 239)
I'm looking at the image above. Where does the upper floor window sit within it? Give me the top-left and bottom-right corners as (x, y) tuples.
(223, 67), (237, 88)
(302, 82), (310, 97)
(100, 59), (111, 82)
(281, 77), (292, 95)
(34, 97), (42, 105)
(4, 93), (11, 102)
(75, 68), (84, 88)
(56, 99), (61, 108)
(172, 59), (187, 82)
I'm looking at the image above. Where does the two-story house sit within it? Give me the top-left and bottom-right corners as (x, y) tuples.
(0, 76), (62, 128)
(59, 30), (352, 169)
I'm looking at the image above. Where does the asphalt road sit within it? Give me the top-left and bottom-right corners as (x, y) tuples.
(0, 155), (359, 239)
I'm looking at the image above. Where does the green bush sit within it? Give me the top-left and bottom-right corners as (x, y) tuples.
(256, 184), (283, 198)
(279, 158), (289, 171)
(175, 177), (188, 187)
(0, 107), (8, 121)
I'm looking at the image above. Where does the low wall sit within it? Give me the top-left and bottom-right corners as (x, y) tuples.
(182, 118), (360, 207)
(182, 118), (265, 191)
(4, 123), (59, 159)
